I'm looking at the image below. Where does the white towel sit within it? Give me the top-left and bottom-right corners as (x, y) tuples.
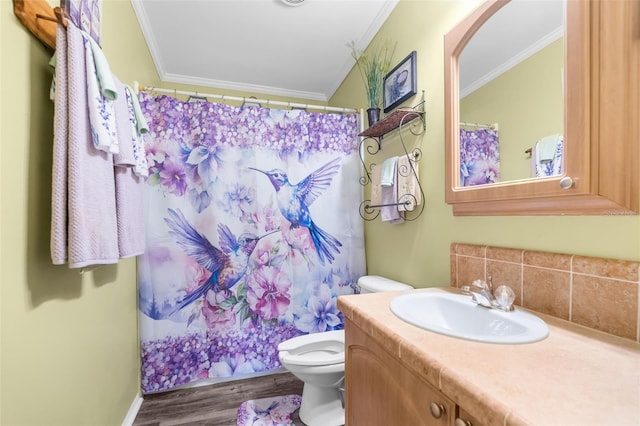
(51, 23), (68, 265)
(380, 159), (404, 224)
(380, 156), (398, 186)
(124, 86), (149, 177)
(67, 22), (119, 268)
(84, 32), (119, 154)
(125, 84), (149, 135)
(396, 155), (422, 212)
(112, 77), (136, 168)
(533, 134), (564, 177)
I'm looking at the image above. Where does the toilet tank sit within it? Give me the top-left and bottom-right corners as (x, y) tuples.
(357, 275), (413, 294)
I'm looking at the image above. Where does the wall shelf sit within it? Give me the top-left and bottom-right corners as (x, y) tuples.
(358, 96), (426, 222)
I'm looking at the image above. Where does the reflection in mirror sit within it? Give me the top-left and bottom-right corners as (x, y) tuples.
(457, 0), (565, 187)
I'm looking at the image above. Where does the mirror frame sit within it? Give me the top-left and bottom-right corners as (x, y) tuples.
(444, 0), (639, 216)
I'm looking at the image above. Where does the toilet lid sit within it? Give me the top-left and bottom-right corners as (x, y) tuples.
(358, 275), (413, 293)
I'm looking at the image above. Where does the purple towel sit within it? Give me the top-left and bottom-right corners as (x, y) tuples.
(66, 23), (119, 268)
(114, 167), (145, 258)
(51, 23), (68, 265)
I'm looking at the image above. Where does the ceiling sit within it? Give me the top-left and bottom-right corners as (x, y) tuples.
(131, 0), (399, 102)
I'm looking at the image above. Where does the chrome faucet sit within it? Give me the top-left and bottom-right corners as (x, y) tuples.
(461, 277), (515, 312)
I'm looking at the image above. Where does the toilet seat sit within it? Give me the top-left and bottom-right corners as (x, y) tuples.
(278, 330), (345, 367)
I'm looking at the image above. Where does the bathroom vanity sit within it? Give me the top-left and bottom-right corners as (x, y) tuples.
(338, 288), (640, 426)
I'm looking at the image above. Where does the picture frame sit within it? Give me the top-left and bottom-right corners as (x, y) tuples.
(383, 51), (417, 113)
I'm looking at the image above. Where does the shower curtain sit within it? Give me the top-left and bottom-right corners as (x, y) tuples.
(137, 93), (365, 393)
(459, 128), (500, 187)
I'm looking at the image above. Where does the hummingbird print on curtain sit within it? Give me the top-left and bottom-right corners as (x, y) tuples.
(250, 157), (343, 265)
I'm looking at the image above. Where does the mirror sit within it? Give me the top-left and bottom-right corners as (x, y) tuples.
(458, 0), (564, 185)
(444, 0), (639, 215)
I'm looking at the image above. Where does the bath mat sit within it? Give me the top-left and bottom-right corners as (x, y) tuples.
(237, 394), (302, 426)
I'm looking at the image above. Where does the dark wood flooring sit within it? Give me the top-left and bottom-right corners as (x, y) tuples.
(133, 372), (305, 426)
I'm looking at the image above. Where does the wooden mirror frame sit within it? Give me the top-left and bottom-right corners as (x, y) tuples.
(444, 0), (639, 216)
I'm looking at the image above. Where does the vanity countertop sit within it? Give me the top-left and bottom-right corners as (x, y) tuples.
(337, 287), (640, 426)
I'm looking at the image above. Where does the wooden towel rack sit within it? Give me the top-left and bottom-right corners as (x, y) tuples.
(13, 0), (67, 51)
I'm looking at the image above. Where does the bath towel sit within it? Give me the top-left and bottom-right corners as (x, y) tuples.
(380, 158), (404, 224)
(113, 77), (136, 168)
(84, 32), (119, 154)
(66, 22), (119, 268)
(396, 155), (422, 212)
(114, 167), (145, 258)
(380, 156), (398, 186)
(51, 23), (68, 265)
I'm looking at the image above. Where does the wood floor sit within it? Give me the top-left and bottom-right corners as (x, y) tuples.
(133, 372), (305, 426)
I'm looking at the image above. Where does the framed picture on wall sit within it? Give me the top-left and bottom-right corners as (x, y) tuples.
(383, 51), (417, 113)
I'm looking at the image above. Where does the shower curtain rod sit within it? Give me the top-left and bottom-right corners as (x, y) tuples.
(137, 83), (357, 114)
(459, 121), (498, 130)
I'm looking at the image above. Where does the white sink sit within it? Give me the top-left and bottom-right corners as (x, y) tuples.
(389, 289), (549, 344)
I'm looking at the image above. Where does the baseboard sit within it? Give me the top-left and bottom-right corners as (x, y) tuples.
(121, 393), (144, 426)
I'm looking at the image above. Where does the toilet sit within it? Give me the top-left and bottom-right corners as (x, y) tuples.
(277, 275), (413, 426)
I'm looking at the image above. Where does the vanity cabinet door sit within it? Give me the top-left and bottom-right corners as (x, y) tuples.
(455, 407), (484, 426)
(344, 319), (454, 426)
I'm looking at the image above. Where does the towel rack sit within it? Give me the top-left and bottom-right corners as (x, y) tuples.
(357, 93), (426, 222)
(13, 0), (67, 51)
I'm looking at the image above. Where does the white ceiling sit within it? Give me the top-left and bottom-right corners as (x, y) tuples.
(131, 0), (399, 102)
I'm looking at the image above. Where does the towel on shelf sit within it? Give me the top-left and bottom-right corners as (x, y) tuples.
(380, 158), (404, 224)
(84, 32), (119, 154)
(51, 23), (69, 265)
(396, 155), (422, 212)
(380, 156), (398, 186)
(66, 22), (119, 268)
(114, 167), (145, 258)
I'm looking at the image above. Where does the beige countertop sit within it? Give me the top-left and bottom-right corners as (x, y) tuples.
(337, 287), (640, 426)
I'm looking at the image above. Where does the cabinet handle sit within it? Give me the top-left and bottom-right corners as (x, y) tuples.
(429, 402), (446, 419)
(455, 417), (472, 426)
(559, 176), (574, 189)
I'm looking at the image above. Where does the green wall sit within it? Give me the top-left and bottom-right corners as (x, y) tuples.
(330, 0), (640, 288)
(0, 0), (159, 424)
(2, 0), (639, 424)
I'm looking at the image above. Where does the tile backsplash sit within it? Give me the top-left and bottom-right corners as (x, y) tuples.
(450, 243), (640, 342)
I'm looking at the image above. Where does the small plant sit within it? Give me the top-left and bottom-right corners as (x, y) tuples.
(348, 40), (396, 109)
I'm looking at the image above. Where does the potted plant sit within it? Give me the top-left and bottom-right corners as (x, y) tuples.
(349, 40), (396, 126)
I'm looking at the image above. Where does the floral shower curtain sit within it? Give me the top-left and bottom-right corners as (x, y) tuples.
(459, 128), (500, 187)
(137, 93), (365, 393)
